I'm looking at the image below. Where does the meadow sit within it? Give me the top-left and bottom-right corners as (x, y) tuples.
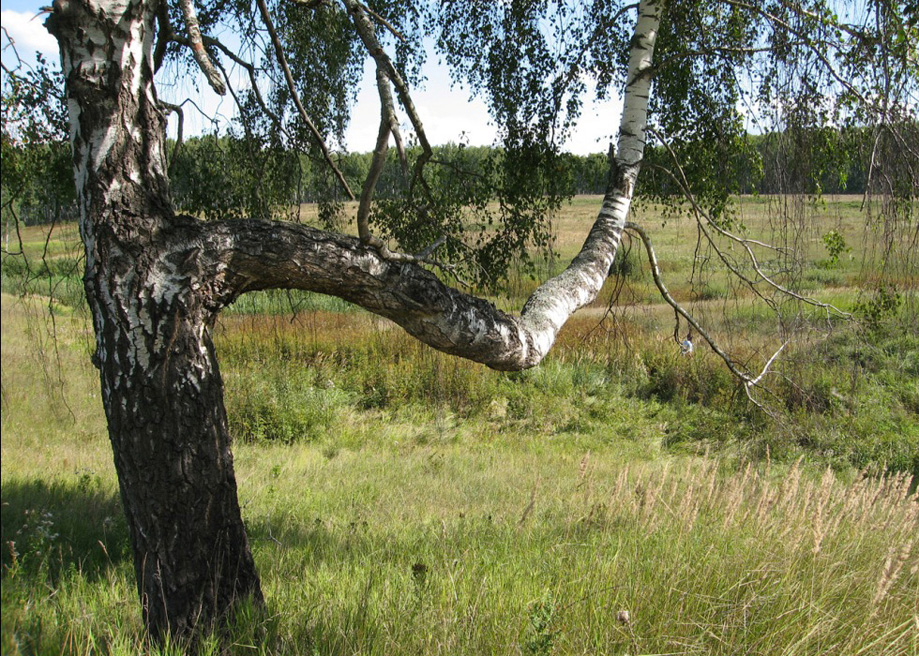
(1, 195), (917, 654)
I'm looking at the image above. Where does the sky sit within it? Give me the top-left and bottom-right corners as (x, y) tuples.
(1, 4), (622, 156)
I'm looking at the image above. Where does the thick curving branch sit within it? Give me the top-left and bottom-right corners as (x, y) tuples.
(203, 0), (664, 371)
(207, 219), (533, 369)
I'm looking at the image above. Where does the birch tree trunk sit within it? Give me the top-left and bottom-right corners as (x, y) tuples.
(45, 0), (660, 641)
(46, 0), (262, 641)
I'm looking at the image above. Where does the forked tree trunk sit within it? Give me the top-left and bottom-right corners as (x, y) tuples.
(46, 0), (660, 643)
(46, 0), (261, 641)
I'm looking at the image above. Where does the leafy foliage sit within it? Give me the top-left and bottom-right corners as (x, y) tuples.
(1, 53), (74, 228)
(170, 133), (301, 221)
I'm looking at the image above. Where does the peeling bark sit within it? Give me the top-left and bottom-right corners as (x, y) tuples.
(46, 0), (261, 642)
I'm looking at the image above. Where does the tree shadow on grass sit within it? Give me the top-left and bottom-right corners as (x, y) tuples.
(0, 476), (130, 581)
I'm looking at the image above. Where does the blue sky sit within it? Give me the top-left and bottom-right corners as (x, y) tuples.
(1, 2), (620, 155)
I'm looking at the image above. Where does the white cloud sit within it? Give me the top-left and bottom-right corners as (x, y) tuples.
(1, 9), (58, 60)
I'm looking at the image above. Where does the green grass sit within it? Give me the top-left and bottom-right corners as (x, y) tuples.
(2, 194), (918, 653)
(3, 401), (917, 654)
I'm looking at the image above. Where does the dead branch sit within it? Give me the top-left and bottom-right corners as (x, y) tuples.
(625, 220), (789, 414)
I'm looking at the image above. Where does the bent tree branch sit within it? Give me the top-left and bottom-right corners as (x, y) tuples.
(210, 0), (662, 370)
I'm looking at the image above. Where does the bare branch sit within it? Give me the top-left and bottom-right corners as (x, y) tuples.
(255, 0), (356, 200)
(1, 26), (22, 69)
(624, 221), (752, 382)
(646, 126), (851, 320)
(625, 220), (793, 414)
(748, 341), (789, 387)
(179, 0), (226, 95)
(416, 235), (448, 261)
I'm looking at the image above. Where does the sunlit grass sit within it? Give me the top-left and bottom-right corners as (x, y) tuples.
(3, 406), (917, 654)
(2, 194), (917, 653)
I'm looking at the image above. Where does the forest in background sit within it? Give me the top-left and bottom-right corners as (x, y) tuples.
(4, 124), (894, 227)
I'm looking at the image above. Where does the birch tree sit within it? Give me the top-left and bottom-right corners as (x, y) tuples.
(41, 0), (916, 643)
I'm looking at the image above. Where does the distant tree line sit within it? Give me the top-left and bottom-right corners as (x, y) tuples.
(3, 124), (903, 226)
(167, 124), (892, 222)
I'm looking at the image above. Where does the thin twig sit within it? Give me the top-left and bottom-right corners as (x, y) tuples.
(722, 0), (878, 114)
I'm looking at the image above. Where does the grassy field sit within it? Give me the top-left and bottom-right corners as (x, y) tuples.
(1, 195), (918, 654)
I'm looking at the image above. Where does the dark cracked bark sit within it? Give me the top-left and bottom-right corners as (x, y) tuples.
(46, 0), (261, 642)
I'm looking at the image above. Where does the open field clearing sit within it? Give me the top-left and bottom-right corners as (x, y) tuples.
(2, 195), (917, 653)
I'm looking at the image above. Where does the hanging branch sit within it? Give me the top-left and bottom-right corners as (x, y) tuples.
(340, 0), (433, 191)
(646, 126), (851, 320)
(322, 0), (443, 258)
(624, 221), (789, 413)
(159, 100), (184, 172)
(200, 35), (279, 123)
(357, 69), (396, 243)
(255, 0), (355, 200)
(722, 0), (878, 114)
